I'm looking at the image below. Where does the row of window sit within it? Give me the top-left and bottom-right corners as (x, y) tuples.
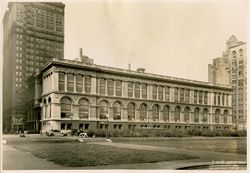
(57, 73), (229, 106)
(43, 97), (231, 124)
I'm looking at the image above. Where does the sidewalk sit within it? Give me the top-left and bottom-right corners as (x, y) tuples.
(3, 145), (63, 170)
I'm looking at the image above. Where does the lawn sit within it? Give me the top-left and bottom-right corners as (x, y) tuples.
(111, 137), (247, 154)
(6, 138), (198, 167)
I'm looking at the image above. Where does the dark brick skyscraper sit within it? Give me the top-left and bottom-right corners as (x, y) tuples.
(3, 2), (65, 132)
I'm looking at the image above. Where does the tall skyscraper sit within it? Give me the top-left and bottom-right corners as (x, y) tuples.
(3, 2), (65, 132)
(208, 35), (247, 130)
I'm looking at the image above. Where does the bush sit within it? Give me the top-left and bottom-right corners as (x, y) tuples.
(86, 129), (96, 137)
(231, 130), (247, 137)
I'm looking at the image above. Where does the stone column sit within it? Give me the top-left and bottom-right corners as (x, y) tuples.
(91, 76), (96, 94)
(148, 109), (152, 123)
(180, 108), (184, 123)
(135, 109), (140, 121)
(109, 106), (113, 120)
(73, 74), (76, 93)
(122, 108), (128, 121)
(170, 87), (175, 102)
(114, 80), (116, 96)
(148, 85), (153, 100)
(82, 75), (85, 93)
(89, 105), (97, 120)
(65, 73), (68, 92)
(190, 111), (194, 123)
(123, 81), (128, 98)
(52, 72), (58, 91)
(105, 79), (108, 96)
(171, 110), (175, 122)
(190, 90), (194, 103)
(159, 110), (163, 122)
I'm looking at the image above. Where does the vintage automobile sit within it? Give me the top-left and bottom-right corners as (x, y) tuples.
(46, 129), (68, 137)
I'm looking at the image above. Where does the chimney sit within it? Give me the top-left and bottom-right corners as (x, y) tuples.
(128, 64), (131, 70)
(80, 48), (83, 58)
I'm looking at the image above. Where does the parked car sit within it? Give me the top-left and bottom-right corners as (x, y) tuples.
(46, 129), (67, 137)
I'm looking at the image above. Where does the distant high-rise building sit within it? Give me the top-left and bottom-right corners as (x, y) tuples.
(2, 2), (65, 132)
(208, 57), (230, 86)
(208, 35), (247, 130)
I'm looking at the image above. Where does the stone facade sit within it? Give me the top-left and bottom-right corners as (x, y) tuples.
(37, 58), (233, 133)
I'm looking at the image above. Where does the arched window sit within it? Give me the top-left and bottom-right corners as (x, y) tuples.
(223, 110), (229, 124)
(174, 106), (180, 122)
(128, 103), (135, 120)
(113, 102), (121, 120)
(215, 109), (220, 123)
(79, 99), (89, 119)
(202, 108), (208, 123)
(48, 97), (51, 118)
(140, 103), (147, 121)
(184, 107), (189, 122)
(152, 104), (159, 121)
(194, 108), (199, 123)
(61, 97), (72, 118)
(99, 100), (108, 119)
(163, 105), (169, 122)
(44, 99), (47, 118)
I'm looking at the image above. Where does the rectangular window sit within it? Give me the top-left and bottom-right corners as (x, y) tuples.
(222, 94), (225, 106)
(128, 82), (133, 98)
(185, 89), (189, 102)
(76, 75), (83, 93)
(115, 80), (122, 96)
(204, 91), (208, 104)
(142, 84), (147, 99)
(218, 94), (221, 105)
(99, 78), (106, 95)
(153, 85), (157, 100)
(67, 73), (74, 92)
(226, 94), (228, 106)
(85, 76), (91, 93)
(174, 88), (178, 102)
(214, 93), (216, 105)
(158, 86), (163, 100)
(135, 83), (140, 98)
(199, 91), (203, 104)
(107, 79), (114, 96)
(180, 88), (184, 102)
(194, 90), (197, 103)
(165, 86), (170, 101)
(58, 72), (65, 91)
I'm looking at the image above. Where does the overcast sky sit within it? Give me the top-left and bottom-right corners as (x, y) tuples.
(1, 0), (248, 82)
(64, 0), (247, 82)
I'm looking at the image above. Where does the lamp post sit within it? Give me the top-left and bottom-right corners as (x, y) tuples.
(70, 115), (73, 135)
(106, 114), (109, 139)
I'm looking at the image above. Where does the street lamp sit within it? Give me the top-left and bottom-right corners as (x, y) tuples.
(70, 115), (74, 132)
(106, 114), (109, 139)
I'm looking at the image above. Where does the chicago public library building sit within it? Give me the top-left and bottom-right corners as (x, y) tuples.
(27, 54), (233, 133)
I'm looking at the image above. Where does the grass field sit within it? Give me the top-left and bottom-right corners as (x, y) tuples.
(111, 137), (247, 154)
(6, 137), (198, 167)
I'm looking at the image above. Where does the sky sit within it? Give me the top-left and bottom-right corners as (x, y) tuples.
(1, 0), (248, 82)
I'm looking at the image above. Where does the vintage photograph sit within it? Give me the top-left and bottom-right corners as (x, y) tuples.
(1, 0), (247, 172)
